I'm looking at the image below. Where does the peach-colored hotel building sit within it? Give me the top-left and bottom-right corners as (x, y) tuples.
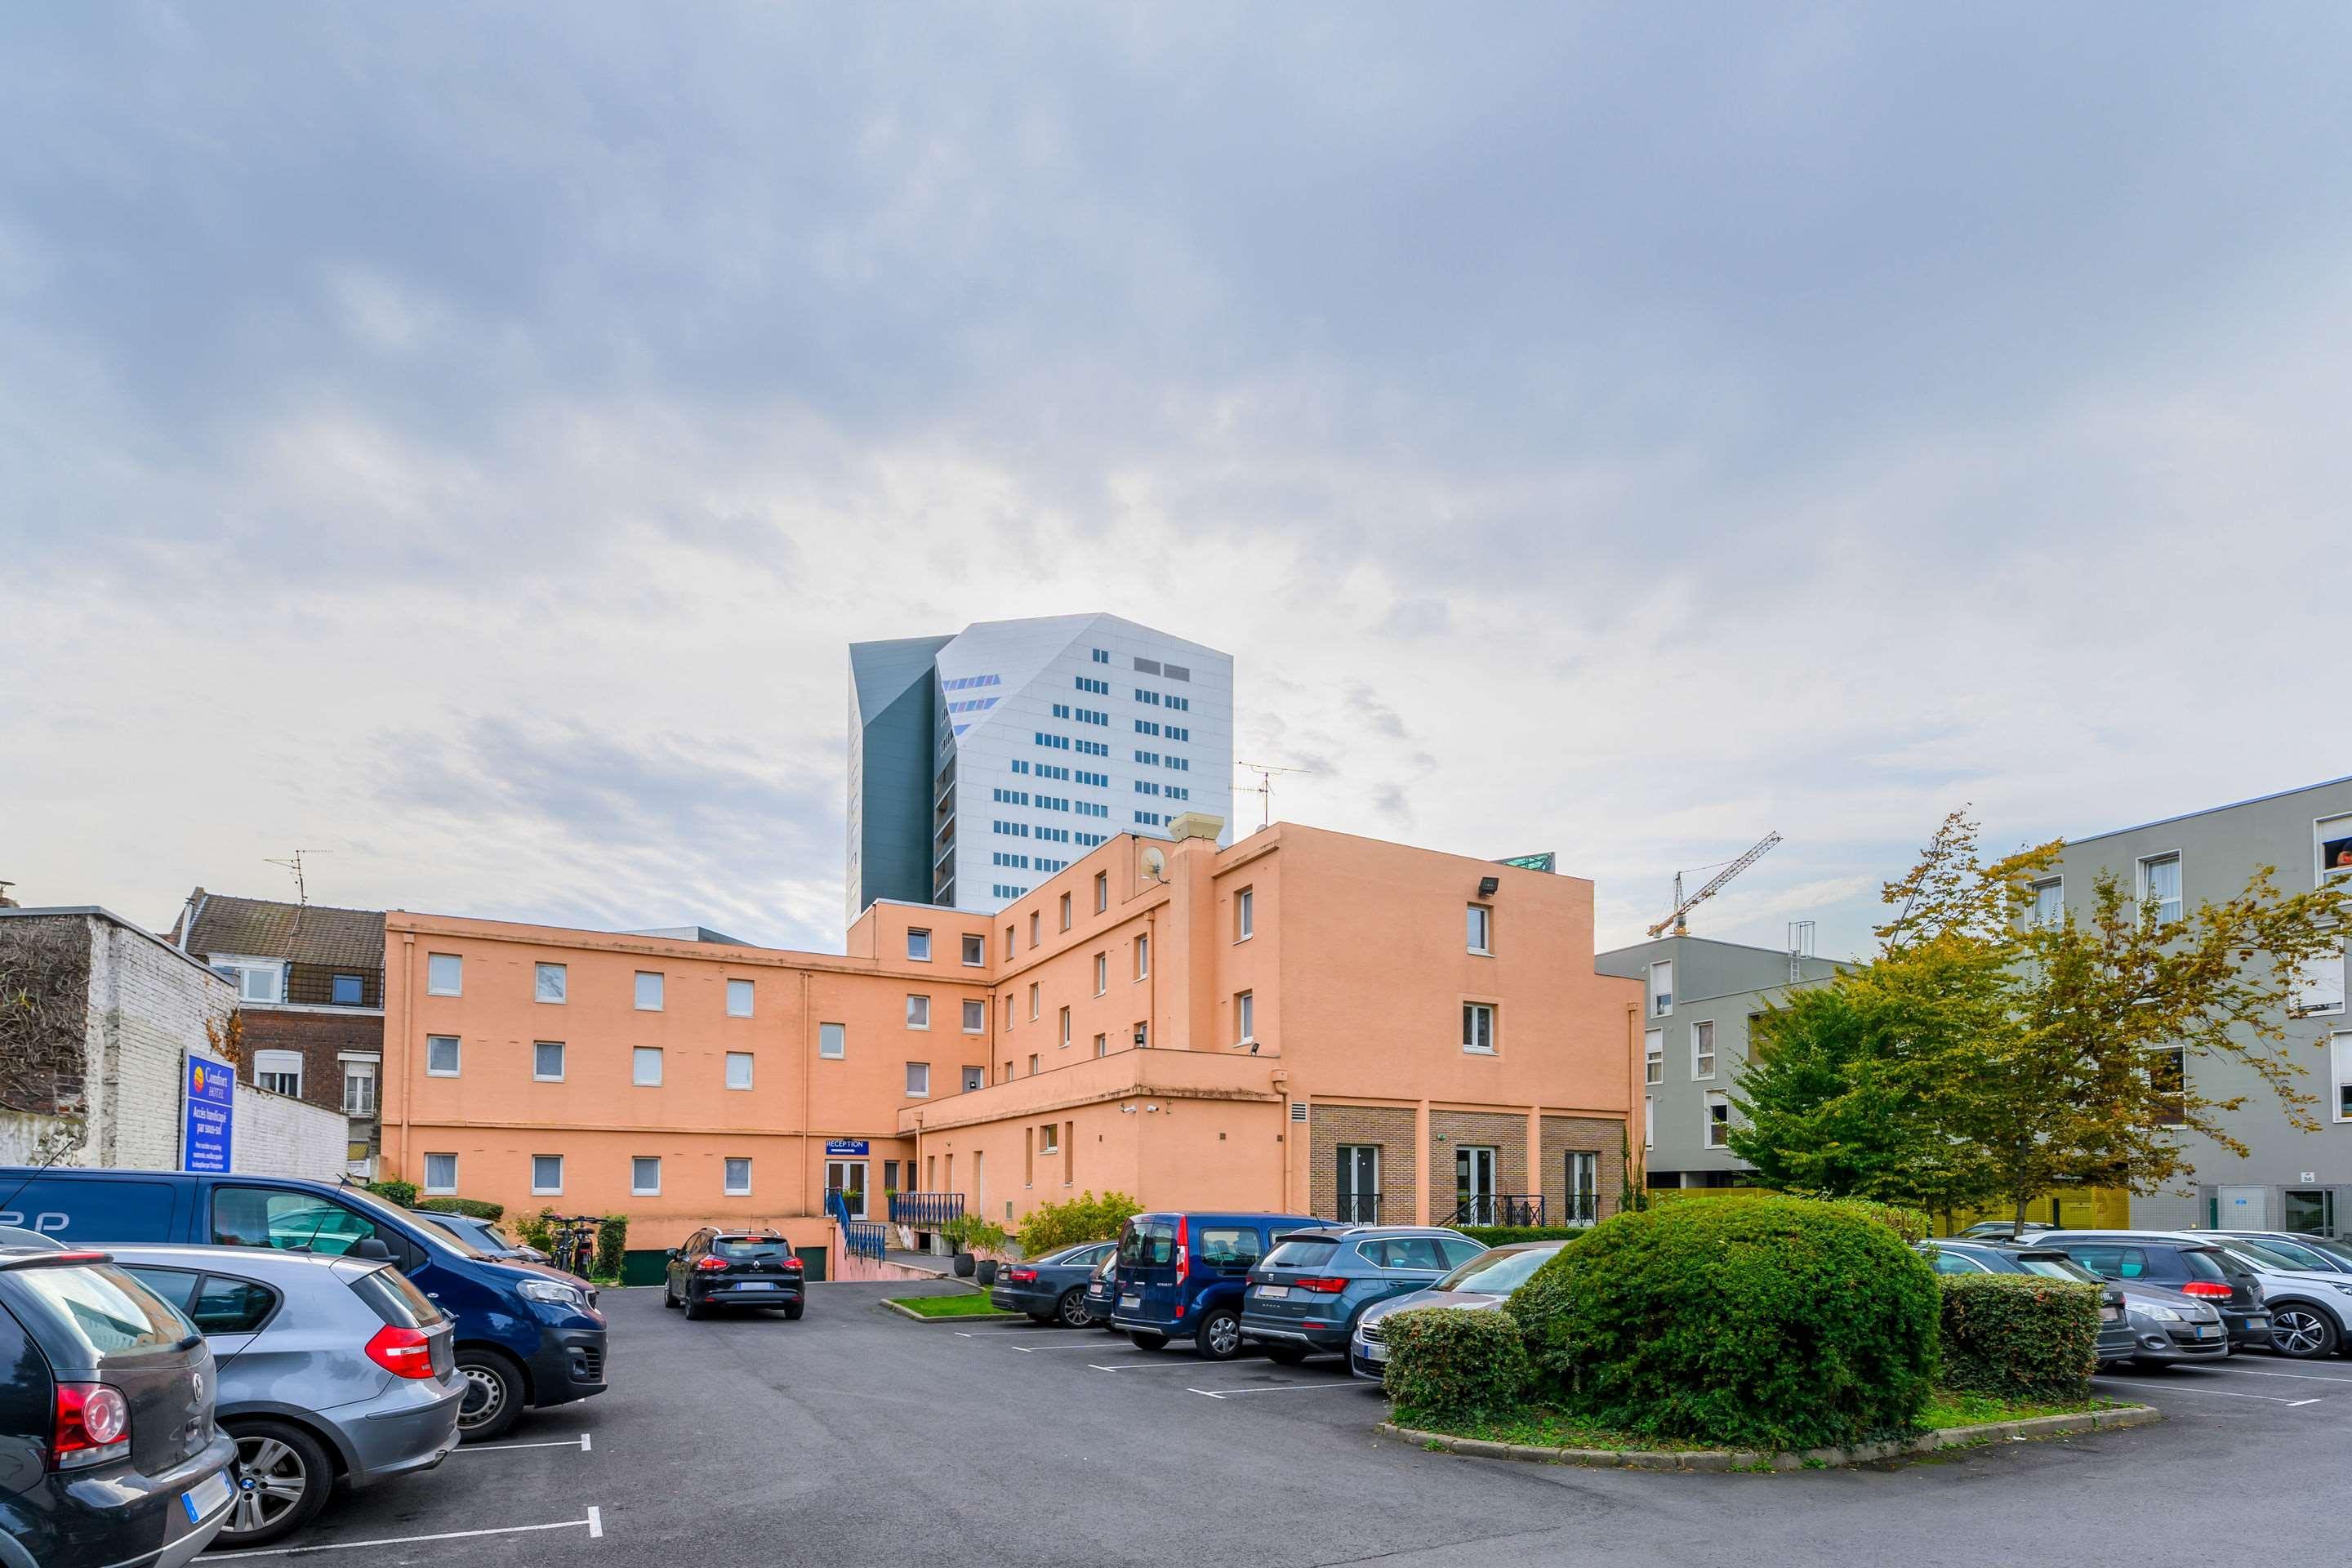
(381, 816), (1642, 1271)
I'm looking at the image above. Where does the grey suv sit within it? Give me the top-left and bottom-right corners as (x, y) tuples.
(109, 1245), (463, 1548)
(1241, 1227), (1485, 1362)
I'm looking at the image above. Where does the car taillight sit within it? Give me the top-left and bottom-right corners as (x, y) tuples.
(696, 1254), (732, 1271)
(52, 1383), (130, 1470)
(2180, 1281), (2234, 1298)
(1293, 1277), (1350, 1294)
(1007, 1267), (1038, 1283)
(365, 1325), (439, 1379)
(1174, 1218), (1189, 1286)
(782, 1258), (804, 1272)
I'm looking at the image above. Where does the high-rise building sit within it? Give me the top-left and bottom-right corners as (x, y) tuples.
(848, 613), (1234, 922)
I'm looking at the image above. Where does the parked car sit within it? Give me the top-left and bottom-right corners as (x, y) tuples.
(1240, 1226), (1486, 1364)
(1348, 1239), (1570, 1382)
(1958, 1220), (2056, 1238)
(1110, 1212), (1323, 1360)
(413, 1210), (548, 1264)
(991, 1241), (1117, 1325)
(2096, 1231), (2352, 1360)
(1918, 1239), (2137, 1363)
(0, 1166), (608, 1441)
(2207, 1231), (2352, 1275)
(2036, 1232), (2271, 1352)
(665, 1230), (805, 1320)
(0, 1242), (239, 1568)
(1083, 1248), (1121, 1330)
(102, 1244), (463, 1548)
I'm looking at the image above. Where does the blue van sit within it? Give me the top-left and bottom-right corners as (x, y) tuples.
(1109, 1212), (1323, 1360)
(0, 1169), (606, 1441)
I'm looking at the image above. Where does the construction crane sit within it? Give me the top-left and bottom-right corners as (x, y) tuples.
(1235, 760), (1312, 832)
(1647, 831), (1783, 938)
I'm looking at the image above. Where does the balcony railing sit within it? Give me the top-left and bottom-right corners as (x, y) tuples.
(890, 1192), (964, 1230)
(1334, 1193), (1380, 1224)
(1561, 1191), (1600, 1226)
(1450, 1194), (1545, 1228)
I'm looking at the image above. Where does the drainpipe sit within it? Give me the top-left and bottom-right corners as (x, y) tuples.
(800, 970), (813, 1221)
(398, 932), (414, 1182)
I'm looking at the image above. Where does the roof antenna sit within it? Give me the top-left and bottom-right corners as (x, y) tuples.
(263, 849), (328, 951)
(1234, 760), (1312, 833)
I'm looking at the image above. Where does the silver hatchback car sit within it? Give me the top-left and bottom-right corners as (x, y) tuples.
(109, 1244), (465, 1548)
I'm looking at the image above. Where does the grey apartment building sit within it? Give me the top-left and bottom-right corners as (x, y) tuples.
(1594, 934), (1844, 1187)
(2036, 775), (2352, 1235)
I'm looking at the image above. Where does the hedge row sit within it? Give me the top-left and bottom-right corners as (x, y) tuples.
(416, 1196), (506, 1222)
(1456, 1225), (1590, 1247)
(1379, 1308), (1531, 1425)
(1937, 1273), (2099, 1401)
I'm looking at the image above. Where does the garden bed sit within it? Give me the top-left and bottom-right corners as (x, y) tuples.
(881, 1291), (1022, 1321)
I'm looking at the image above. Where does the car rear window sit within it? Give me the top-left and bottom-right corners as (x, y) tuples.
(11, 1263), (189, 1361)
(2182, 1249), (2245, 1284)
(1119, 1221), (1175, 1267)
(1198, 1227), (1263, 1267)
(1264, 1241), (1340, 1268)
(2015, 1255), (2098, 1284)
(1437, 1245), (1557, 1294)
(715, 1237), (791, 1259)
(349, 1265), (447, 1329)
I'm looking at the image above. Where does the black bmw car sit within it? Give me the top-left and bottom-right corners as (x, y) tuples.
(991, 1242), (1117, 1325)
(665, 1229), (805, 1321)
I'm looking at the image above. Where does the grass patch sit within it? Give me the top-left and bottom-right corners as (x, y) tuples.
(1400, 1388), (2134, 1454)
(887, 1292), (1021, 1319)
(1918, 1389), (2123, 1430)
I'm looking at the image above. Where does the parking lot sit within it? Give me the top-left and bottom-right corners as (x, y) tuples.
(247, 1281), (2352, 1567)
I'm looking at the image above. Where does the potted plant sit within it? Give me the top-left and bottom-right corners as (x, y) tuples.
(969, 1219), (1009, 1286)
(842, 1187), (865, 1221)
(944, 1214), (978, 1278)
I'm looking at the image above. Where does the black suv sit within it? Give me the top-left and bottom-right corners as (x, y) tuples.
(2038, 1233), (2273, 1350)
(664, 1231), (805, 1321)
(1, 1244), (238, 1568)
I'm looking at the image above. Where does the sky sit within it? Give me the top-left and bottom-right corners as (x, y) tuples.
(5, 4), (2349, 960)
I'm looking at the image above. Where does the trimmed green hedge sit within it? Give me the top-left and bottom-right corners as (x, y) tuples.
(416, 1196), (506, 1222)
(1458, 1225), (1591, 1247)
(1505, 1195), (1940, 1451)
(1937, 1273), (2100, 1402)
(1014, 1192), (1141, 1258)
(1380, 1308), (1532, 1425)
(367, 1180), (418, 1208)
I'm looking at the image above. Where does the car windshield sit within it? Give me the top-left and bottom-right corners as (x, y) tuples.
(2181, 1249), (2243, 1285)
(715, 1237), (791, 1258)
(2015, 1255), (2100, 1283)
(2287, 1236), (2352, 1268)
(1263, 1241), (1341, 1269)
(415, 1214), (491, 1258)
(2227, 1238), (2319, 1272)
(1435, 1245), (1559, 1294)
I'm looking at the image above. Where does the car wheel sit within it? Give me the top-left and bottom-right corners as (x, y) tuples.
(663, 1282), (680, 1308)
(1265, 1345), (1309, 1365)
(454, 1348), (525, 1441)
(2270, 1305), (2339, 1359)
(218, 1419), (332, 1548)
(784, 1302), (804, 1321)
(1196, 1308), (1243, 1361)
(1055, 1288), (1091, 1328)
(1128, 1330), (1169, 1351)
(684, 1296), (710, 1321)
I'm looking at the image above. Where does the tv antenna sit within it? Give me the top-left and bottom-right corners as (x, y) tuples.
(1235, 760), (1312, 832)
(263, 849), (329, 947)
(1646, 831), (1782, 938)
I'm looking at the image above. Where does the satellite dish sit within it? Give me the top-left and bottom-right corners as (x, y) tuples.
(1141, 845), (1166, 881)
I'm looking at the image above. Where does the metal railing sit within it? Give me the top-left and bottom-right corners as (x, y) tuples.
(1450, 1194), (1546, 1228)
(889, 1192), (964, 1229)
(1334, 1193), (1381, 1224)
(829, 1191), (889, 1262)
(1561, 1191), (1600, 1226)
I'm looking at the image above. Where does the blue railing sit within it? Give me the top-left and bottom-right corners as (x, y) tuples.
(828, 1191), (888, 1261)
(890, 1192), (964, 1229)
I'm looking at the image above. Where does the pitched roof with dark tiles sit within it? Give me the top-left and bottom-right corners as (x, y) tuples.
(183, 892), (386, 973)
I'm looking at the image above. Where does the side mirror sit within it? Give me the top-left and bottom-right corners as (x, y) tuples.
(351, 1236), (393, 1262)
(667, 1249), (682, 1262)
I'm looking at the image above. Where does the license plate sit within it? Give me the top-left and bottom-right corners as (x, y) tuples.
(738, 1281), (776, 1290)
(2244, 1316), (2269, 1330)
(182, 1468), (232, 1524)
(1120, 1293), (1141, 1309)
(1258, 1285), (1291, 1299)
(1361, 1341), (1389, 1362)
(2100, 1307), (2120, 1321)
(2193, 1325), (2216, 1339)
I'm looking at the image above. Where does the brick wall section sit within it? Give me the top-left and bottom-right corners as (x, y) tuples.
(1428, 1111), (1528, 1218)
(241, 1009), (383, 1116)
(1542, 1115), (1629, 1223)
(1306, 1104), (1415, 1223)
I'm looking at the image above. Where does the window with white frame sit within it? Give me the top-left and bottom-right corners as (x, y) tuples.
(2289, 950), (2345, 1018)
(1648, 960), (1673, 1017)
(531, 1154), (564, 1195)
(1059, 1006), (1071, 1048)
(1094, 952), (1107, 995)
(1029, 911), (1040, 947)
(726, 1051), (754, 1089)
(1236, 887), (1254, 941)
(1095, 871), (1109, 914)
(426, 953), (462, 996)
(1467, 904), (1492, 954)
(1644, 1029), (1663, 1085)
(211, 957), (285, 1004)
(1028, 982), (1040, 1021)
(1462, 1002), (1495, 1054)
(724, 1157), (751, 1196)
(2319, 815), (2352, 883)
(2139, 853), (2182, 924)
(1028, 1053), (1040, 1076)
(1094, 1032), (1107, 1058)
(533, 1041), (565, 1081)
(908, 929), (932, 961)
(727, 978), (754, 1018)
(423, 1152), (457, 1195)
(632, 1156), (661, 1196)
(425, 1035), (461, 1076)
(906, 1061), (931, 1098)
(1039, 1123), (1060, 1155)
(1060, 893), (1072, 931)
(535, 963), (567, 1004)
(1134, 934), (1149, 980)
(962, 998), (985, 1033)
(2335, 1031), (2352, 1123)
(963, 1065), (985, 1091)
(962, 933), (985, 965)
(1692, 1020), (1716, 1080)
(252, 1049), (303, 1098)
(820, 1022), (845, 1058)
(1236, 991), (1255, 1043)
(632, 1046), (663, 1086)
(635, 970), (664, 1010)
(342, 1059), (377, 1115)
(906, 994), (931, 1030)
(2151, 1045), (2188, 1128)
(1704, 1091), (1731, 1148)
(2029, 879), (2065, 927)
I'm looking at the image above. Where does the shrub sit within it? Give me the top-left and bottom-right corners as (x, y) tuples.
(1936, 1273), (2099, 1402)
(1457, 1225), (1592, 1247)
(592, 1214), (628, 1281)
(368, 1179), (418, 1208)
(1380, 1309), (1533, 1426)
(416, 1196), (505, 1222)
(1505, 1194), (1940, 1451)
(514, 1209), (557, 1253)
(1016, 1192), (1142, 1258)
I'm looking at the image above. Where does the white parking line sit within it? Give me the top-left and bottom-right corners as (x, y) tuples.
(1188, 1383), (1364, 1399)
(2190, 1365), (2352, 1384)
(588, 1506), (604, 1539)
(453, 1432), (594, 1454)
(1089, 1359), (1208, 1371)
(208, 1513), (604, 1559)
(2095, 1377), (2320, 1406)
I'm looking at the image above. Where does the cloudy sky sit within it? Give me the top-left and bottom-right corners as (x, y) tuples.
(5, 5), (2346, 959)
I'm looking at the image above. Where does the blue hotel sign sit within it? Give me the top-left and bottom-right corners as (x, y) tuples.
(182, 1053), (235, 1174)
(824, 1139), (870, 1158)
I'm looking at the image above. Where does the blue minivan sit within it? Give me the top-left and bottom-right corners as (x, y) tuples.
(0, 1169), (607, 1441)
(1109, 1212), (1323, 1360)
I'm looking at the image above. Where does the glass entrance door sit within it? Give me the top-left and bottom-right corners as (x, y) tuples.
(2284, 1189), (2337, 1238)
(826, 1160), (868, 1217)
(1454, 1146), (1497, 1225)
(1336, 1146), (1380, 1223)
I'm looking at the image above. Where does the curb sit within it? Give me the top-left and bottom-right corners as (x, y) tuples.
(879, 1297), (1024, 1324)
(1376, 1404), (2162, 1472)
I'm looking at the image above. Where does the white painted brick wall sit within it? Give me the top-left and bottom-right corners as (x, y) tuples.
(79, 913), (238, 1170)
(236, 1082), (349, 1179)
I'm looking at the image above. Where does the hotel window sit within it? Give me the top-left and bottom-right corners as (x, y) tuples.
(1236, 991), (1255, 1044)
(1029, 911), (1040, 947)
(962, 1066), (985, 1092)
(1060, 893), (1072, 931)
(1094, 952), (1107, 995)
(253, 1050), (302, 1098)
(906, 994), (931, 1030)
(2151, 1046), (2188, 1128)
(963, 999), (986, 1033)
(726, 1051), (754, 1089)
(1648, 960), (1673, 1017)
(909, 929), (932, 961)
(1236, 887), (1254, 941)
(1462, 1002), (1495, 1054)
(633, 1047), (663, 1086)
(1028, 1053), (1040, 1076)
(2029, 878), (2065, 928)
(535, 963), (567, 1004)
(635, 971), (665, 1011)
(1094, 1032), (1107, 1058)
(1704, 1092), (1731, 1148)
(1134, 934), (1150, 980)
(963, 933), (985, 966)
(2139, 853), (2182, 924)
(342, 1060), (377, 1115)
(331, 972), (364, 1005)
(724, 1158), (752, 1196)
(2319, 814), (2352, 883)
(1059, 1006), (1071, 1048)
(426, 1036), (461, 1076)
(533, 1041), (565, 1081)
(906, 1062), (932, 1098)
(727, 978), (754, 1018)
(1692, 1020), (1716, 1080)
(1040, 1123), (1060, 1155)
(1644, 1030), (1663, 1085)
(426, 953), (462, 996)
(819, 1022), (845, 1059)
(632, 1156), (661, 1196)
(1095, 871), (1109, 913)
(1467, 904), (1492, 954)
(532, 1155), (564, 1196)
(2289, 951), (2345, 1018)
(423, 1152), (458, 1195)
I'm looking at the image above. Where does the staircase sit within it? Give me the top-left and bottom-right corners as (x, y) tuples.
(828, 1190), (889, 1262)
